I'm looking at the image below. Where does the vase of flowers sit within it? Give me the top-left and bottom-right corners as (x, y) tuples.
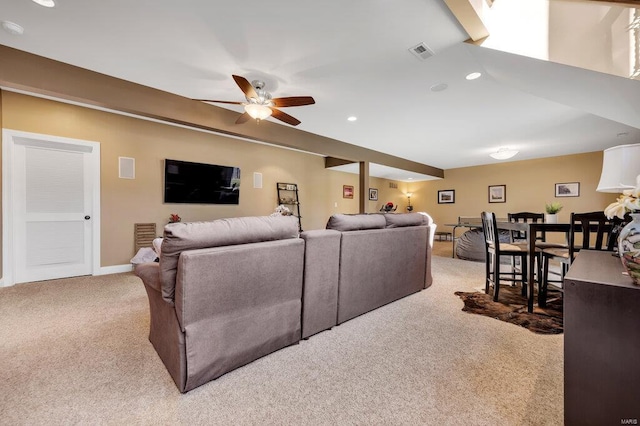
(169, 213), (181, 223)
(545, 202), (563, 224)
(270, 204), (292, 216)
(605, 175), (640, 285)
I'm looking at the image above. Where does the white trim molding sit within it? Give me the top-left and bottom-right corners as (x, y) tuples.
(97, 264), (134, 275)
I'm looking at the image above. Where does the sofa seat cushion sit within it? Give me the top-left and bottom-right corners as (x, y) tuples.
(159, 215), (299, 302)
(326, 213), (386, 232)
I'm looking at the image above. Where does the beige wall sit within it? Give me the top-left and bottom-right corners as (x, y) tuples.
(0, 91), (402, 268)
(409, 152), (618, 228)
(1, 91), (620, 272)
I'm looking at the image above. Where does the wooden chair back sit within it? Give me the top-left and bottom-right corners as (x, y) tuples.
(569, 212), (622, 260)
(481, 211), (498, 251)
(508, 212), (544, 242)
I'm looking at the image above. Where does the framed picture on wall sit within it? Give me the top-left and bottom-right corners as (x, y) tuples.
(488, 185), (506, 203)
(438, 189), (455, 204)
(555, 182), (580, 197)
(369, 188), (378, 201)
(343, 185), (354, 199)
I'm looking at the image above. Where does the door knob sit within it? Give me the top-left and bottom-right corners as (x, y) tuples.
(84, 215), (91, 220)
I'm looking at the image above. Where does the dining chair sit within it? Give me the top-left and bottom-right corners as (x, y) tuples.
(481, 211), (529, 302)
(507, 212), (544, 243)
(539, 211), (623, 307)
(507, 212), (569, 281)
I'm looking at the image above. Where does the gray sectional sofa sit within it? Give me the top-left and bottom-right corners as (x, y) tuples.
(134, 212), (435, 392)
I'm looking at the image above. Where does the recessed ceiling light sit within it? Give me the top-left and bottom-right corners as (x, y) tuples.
(31, 0), (56, 7)
(1, 21), (24, 36)
(466, 72), (482, 80)
(430, 83), (448, 92)
(347, 116), (357, 122)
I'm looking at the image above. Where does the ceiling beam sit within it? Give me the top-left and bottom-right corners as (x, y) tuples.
(0, 45), (443, 179)
(444, 0), (490, 42)
(325, 157), (356, 168)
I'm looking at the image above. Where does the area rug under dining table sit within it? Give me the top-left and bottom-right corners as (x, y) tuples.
(454, 286), (563, 334)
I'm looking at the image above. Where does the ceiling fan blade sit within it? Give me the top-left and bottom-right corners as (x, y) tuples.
(235, 112), (251, 124)
(270, 108), (301, 126)
(232, 75), (258, 99)
(271, 96), (315, 108)
(193, 99), (244, 105)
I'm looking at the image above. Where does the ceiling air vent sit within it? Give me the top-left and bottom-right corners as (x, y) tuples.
(409, 42), (435, 61)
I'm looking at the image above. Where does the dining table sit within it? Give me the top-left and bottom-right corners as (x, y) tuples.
(498, 222), (571, 312)
(445, 219), (570, 312)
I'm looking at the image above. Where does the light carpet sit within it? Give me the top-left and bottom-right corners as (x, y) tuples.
(0, 256), (562, 425)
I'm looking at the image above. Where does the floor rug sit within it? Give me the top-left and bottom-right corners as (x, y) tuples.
(454, 285), (563, 334)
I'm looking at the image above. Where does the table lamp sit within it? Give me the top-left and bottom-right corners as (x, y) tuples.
(596, 143), (640, 192)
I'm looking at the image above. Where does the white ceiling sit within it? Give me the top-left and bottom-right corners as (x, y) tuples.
(1, 0), (640, 181)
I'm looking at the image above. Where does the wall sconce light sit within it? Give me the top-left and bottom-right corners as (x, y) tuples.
(406, 192), (413, 212)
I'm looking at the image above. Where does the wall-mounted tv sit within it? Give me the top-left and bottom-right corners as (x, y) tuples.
(164, 159), (240, 204)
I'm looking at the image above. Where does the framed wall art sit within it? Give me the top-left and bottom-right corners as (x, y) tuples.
(488, 185), (506, 203)
(368, 188), (378, 201)
(343, 185), (354, 199)
(438, 190), (455, 204)
(555, 182), (580, 197)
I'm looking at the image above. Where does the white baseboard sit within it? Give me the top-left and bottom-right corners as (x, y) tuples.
(97, 264), (134, 275)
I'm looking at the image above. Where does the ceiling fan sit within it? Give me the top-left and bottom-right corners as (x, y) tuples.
(194, 75), (315, 126)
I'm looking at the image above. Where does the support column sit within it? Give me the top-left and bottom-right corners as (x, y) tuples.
(359, 161), (369, 214)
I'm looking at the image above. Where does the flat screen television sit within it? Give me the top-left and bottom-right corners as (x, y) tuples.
(164, 159), (240, 204)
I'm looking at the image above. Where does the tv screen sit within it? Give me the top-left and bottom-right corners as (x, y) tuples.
(164, 159), (240, 204)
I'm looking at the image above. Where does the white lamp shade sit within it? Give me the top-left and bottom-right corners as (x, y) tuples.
(596, 143), (640, 192)
(244, 104), (272, 120)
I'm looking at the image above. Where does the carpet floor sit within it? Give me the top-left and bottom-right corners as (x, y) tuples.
(0, 256), (563, 425)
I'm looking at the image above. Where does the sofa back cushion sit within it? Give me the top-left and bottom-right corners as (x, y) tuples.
(159, 215), (299, 302)
(326, 214), (386, 232)
(384, 213), (427, 228)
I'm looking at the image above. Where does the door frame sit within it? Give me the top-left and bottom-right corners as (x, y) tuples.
(2, 129), (101, 287)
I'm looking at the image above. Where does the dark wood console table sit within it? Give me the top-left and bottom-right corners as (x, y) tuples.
(564, 250), (640, 425)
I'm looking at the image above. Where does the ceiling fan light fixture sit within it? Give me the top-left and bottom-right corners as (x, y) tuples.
(244, 104), (272, 121)
(490, 148), (519, 160)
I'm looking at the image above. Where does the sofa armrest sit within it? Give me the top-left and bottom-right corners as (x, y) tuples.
(425, 223), (436, 288)
(300, 229), (341, 338)
(134, 262), (162, 293)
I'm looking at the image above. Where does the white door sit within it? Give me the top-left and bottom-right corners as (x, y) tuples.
(2, 130), (101, 285)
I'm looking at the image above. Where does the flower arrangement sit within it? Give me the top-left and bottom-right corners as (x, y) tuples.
(169, 213), (181, 223)
(604, 175), (640, 219)
(270, 204), (292, 216)
(545, 202), (563, 214)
